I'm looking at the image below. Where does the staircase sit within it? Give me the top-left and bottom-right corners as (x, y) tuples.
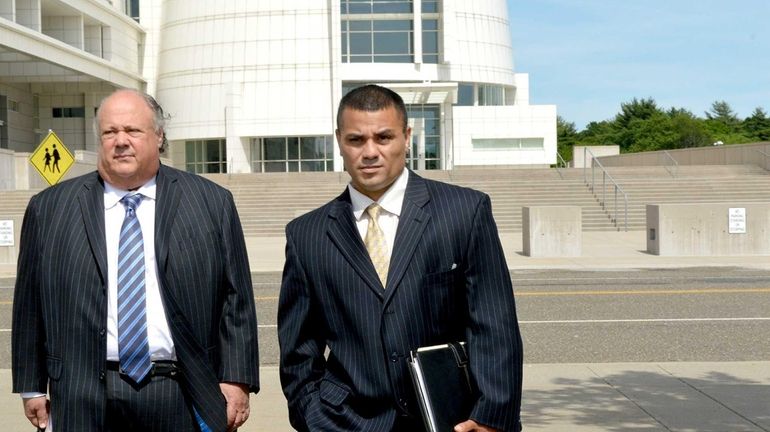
(1, 165), (768, 236)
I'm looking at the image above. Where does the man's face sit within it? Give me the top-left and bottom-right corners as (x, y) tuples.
(97, 90), (161, 190)
(336, 106), (411, 201)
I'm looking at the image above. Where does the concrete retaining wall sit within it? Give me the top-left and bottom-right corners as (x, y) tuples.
(523, 206), (581, 257)
(647, 203), (770, 256)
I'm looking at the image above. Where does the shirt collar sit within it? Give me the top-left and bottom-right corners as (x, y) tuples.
(104, 176), (158, 210)
(349, 167), (409, 221)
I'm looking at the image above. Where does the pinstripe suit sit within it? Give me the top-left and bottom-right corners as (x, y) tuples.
(278, 171), (523, 431)
(12, 165), (259, 432)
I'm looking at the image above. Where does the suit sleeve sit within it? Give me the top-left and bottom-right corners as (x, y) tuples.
(12, 195), (48, 393)
(465, 195), (524, 432)
(277, 229), (326, 431)
(217, 191), (260, 391)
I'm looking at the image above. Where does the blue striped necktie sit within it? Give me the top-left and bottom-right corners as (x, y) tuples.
(118, 193), (152, 383)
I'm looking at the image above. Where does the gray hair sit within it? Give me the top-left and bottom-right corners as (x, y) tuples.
(93, 89), (170, 153)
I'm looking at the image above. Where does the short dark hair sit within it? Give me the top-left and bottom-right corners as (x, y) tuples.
(94, 89), (170, 154)
(336, 84), (408, 133)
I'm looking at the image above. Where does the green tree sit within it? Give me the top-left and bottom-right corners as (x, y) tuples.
(615, 98), (663, 130)
(556, 116), (579, 163)
(742, 107), (770, 141)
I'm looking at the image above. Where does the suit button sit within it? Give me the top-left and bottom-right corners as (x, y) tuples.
(399, 398), (407, 407)
(99, 371), (105, 381)
(99, 328), (106, 336)
(390, 352), (399, 362)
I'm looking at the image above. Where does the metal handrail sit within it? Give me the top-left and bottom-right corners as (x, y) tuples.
(661, 150), (679, 178)
(555, 152), (568, 179)
(755, 147), (770, 171)
(583, 147), (628, 231)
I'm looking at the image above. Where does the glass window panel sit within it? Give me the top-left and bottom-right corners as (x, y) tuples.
(373, 20), (412, 31)
(456, 84), (473, 106)
(341, 34), (348, 56)
(185, 142), (195, 163)
(264, 161), (286, 172)
(264, 138), (286, 160)
(422, 1), (438, 13)
(425, 136), (440, 158)
(424, 118), (439, 135)
(350, 33), (372, 55)
(325, 137), (334, 159)
(348, 3), (372, 13)
(422, 32), (438, 53)
(351, 55), (373, 63)
(287, 137), (299, 159)
(373, 32), (410, 54)
(205, 163), (221, 174)
(521, 138), (544, 149)
(300, 137), (324, 159)
(422, 19), (438, 31)
(374, 54), (413, 62)
(288, 161), (299, 172)
(425, 160), (439, 170)
(373, 2), (412, 13)
(349, 20), (372, 31)
(422, 54), (439, 63)
(206, 140), (221, 161)
(301, 161), (324, 172)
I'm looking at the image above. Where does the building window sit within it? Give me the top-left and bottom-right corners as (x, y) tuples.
(251, 136), (334, 173)
(422, 19), (439, 63)
(52, 107), (86, 118)
(341, 0), (440, 64)
(407, 105), (441, 170)
(422, 0), (439, 13)
(341, 0), (413, 14)
(472, 138), (544, 150)
(125, 0), (140, 22)
(185, 139), (227, 173)
(8, 100), (19, 112)
(478, 84), (505, 106)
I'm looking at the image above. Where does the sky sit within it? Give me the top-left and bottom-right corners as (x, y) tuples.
(507, 0), (770, 130)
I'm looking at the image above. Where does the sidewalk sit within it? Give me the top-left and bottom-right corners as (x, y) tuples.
(2, 362), (769, 431)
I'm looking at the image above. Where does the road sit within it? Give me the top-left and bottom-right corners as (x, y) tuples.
(1, 266), (769, 367)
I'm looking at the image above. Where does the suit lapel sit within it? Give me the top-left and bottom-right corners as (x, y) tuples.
(155, 165), (180, 272)
(78, 172), (108, 283)
(327, 189), (385, 298)
(384, 172), (430, 303)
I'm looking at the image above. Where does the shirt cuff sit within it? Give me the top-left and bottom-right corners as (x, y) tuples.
(20, 392), (47, 399)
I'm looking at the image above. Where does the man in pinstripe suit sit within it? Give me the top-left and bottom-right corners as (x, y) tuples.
(278, 85), (523, 431)
(12, 89), (259, 431)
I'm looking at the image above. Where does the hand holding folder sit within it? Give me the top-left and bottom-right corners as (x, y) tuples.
(408, 342), (477, 432)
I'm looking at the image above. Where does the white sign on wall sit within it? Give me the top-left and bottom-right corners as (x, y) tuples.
(728, 208), (746, 234)
(0, 220), (13, 246)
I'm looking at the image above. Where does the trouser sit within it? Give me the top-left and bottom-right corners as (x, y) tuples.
(104, 361), (201, 432)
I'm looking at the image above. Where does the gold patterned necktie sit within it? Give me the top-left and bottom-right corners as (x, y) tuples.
(365, 203), (389, 288)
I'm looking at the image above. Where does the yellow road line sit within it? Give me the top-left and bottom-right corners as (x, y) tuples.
(516, 288), (770, 297)
(2, 288), (768, 306)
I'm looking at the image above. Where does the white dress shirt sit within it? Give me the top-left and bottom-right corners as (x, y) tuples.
(21, 177), (176, 401)
(104, 178), (176, 362)
(349, 167), (409, 258)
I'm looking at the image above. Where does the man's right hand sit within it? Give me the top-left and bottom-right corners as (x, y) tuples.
(22, 396), (49, 429)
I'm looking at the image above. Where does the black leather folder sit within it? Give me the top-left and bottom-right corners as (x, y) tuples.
(408, 342), (476, 432)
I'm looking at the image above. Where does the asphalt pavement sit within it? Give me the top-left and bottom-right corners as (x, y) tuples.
(1, 230), (769, 431)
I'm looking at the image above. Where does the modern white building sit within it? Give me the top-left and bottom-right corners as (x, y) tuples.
(0, 0), (556, 188)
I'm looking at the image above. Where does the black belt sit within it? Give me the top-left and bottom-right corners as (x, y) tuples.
(106, 360), (180, 378)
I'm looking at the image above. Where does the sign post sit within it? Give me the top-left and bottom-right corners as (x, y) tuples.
(29, 130), (75, 186)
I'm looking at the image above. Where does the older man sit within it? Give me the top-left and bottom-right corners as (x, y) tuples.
(12, 89), (259, 432)
(278, 84), (523, 431)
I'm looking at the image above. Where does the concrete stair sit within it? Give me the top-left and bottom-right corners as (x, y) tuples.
(1, 165), (768, 235)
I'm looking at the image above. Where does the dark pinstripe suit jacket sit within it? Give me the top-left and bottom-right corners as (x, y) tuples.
(278, 171), (523, 431)
(12, 164), (259, 432)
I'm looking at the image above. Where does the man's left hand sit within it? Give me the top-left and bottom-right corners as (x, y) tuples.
(454, 419), (499, 432)
(219, 382), (250, 431)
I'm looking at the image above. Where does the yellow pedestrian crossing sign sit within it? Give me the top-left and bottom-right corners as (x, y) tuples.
(30, 130), (74, 186)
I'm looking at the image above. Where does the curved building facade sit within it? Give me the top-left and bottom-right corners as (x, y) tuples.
(0, 0), (556, 187)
